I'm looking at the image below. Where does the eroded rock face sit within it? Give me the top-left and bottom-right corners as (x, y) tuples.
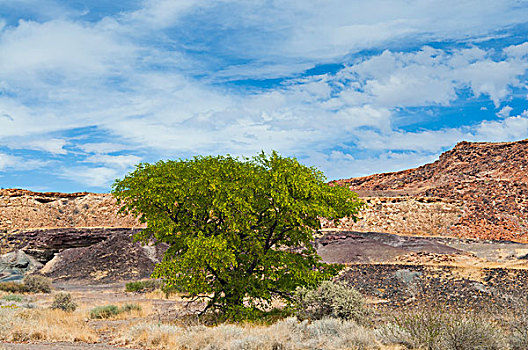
(323, 196), (463, 236)
(0, 189), (142, 230)
(333, 140), (528, 242)
(42, 232), (167, 283)
(0, 227), (143, 263)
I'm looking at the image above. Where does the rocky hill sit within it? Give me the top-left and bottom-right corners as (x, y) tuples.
(332, 140), (528, 242)
(0, 190), (152, 283)
(0, 189), (141, 230)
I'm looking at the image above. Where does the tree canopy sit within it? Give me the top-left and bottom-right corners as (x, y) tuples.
(112, 152), (363, 317)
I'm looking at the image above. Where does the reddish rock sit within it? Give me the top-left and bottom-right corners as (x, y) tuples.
(334, 140), (528, 242)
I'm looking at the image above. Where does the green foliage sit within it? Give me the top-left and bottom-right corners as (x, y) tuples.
(50, 293), (77, 312)
(293, 280), (369, 324)
(112, 152), (363, 316)
(22, 275), (52, 293)
(90, 305), (120, 319)
(125, 279), (182, 298)
(125, 279), (163, 293)
(1, 294), (23, 302)
(0, 282), (27, 293)
(120, 303), (142, 313)
(89, 303), (142, 319)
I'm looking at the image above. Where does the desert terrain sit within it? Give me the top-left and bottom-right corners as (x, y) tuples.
(0, 140), (527, 349)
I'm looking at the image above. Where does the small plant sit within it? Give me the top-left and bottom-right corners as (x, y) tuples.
(0, 282), (28, 293)
(23, 275), (52, 293)
(125, 279), (163, 293)
(90, 305), (120, 319)
(89, 303), (142, 319)
(293, 280), (369, 324)
(120, 303), (142, 313)
(376, 309), (507, 350)
(1, 294), (23, 302)
(50, 293), (77, 312)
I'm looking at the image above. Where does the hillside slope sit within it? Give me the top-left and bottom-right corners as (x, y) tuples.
(0, 189), (140, 230)
(333, 140), (528, 241)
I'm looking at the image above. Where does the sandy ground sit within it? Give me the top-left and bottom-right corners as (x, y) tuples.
(0, 342), (138, 350)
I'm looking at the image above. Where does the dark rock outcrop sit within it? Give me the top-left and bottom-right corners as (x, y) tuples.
(1, 227), (143, 263)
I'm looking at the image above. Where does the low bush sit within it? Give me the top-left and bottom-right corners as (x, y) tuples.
(90, 305), (120, 319)
(0, 282), (28, 293)
(1, 294), (24, 302)
(120, 303), (142, 313)
(293, 280), (369, 324)
(376, 309), (507, 350)
(89, 303), (142, 319)
(22, 275), (52, 293)
(50, 293), (77, 312)
(125, 279), (163, 293)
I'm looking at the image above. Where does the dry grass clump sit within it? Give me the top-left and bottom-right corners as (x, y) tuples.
(376, 309), (508, 350)
(50, 292), (77, 312)
(22, 275), (52, 293)
(0, 307), (97, 343)
(0, 275), (52, 294)
(119, 317), (379, 350)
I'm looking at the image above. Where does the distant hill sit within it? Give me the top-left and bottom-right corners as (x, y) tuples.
(0, 189), (140, 231)
(333, 140), (528, 241)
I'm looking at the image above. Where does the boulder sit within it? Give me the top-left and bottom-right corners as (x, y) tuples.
(0, 250), (43, 282)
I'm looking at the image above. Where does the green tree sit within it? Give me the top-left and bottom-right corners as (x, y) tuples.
(112, 152), (363, 317)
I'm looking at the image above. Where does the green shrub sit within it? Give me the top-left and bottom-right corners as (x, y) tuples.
(120, 303), (142, 313)
(125, 279), (163, 293)
(0, 281), (28, 293)
(1, 294), (23, 302)
(50, 293), (77, 312)
(89, 303), (142, 319)
(23, 275), (52, 293)
(293, 280), (369, 324)
(90, 305), (120, 319)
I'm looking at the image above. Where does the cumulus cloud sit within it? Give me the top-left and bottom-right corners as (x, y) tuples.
(497, 106), (513, 118)
(84, 154), (141, 169)
(59, 166), (120, 188)
(0, 153), (47, 171)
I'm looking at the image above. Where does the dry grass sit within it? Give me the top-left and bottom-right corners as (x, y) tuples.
(0, 307), (97, 343)
(78, 301), (152, 320)
(117, 317), (380, 350)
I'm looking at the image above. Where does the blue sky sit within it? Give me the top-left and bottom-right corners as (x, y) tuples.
(1, 0), (528, 192)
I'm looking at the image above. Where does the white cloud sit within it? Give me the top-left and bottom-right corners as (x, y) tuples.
(497, 106), (513, 118)
(0, 20), (134, 79)
(25, 138), (67, 154)
(78, 143), (131, 154)
(123, 0), (203, 29)
(475, 114), (528, 141)
(0, 153), (47, 171)
(60, 166), (120, 188)
(84, 154), (141, 169)
(504, 42), (528, 58)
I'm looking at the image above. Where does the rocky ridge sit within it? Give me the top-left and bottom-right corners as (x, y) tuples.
(332, 140), (528, 242)
(0, 190), (152, 283)
(0, 189), (141, 230)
